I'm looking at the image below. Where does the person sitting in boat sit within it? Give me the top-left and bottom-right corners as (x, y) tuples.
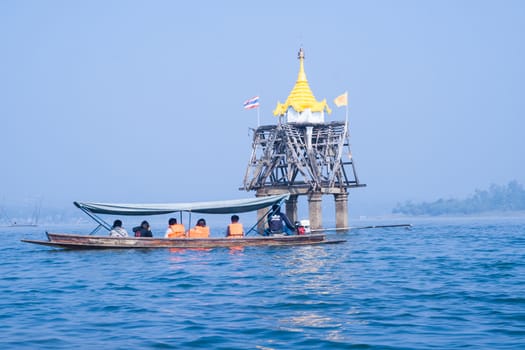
(109, 219), (129, 237)
(187, 218), (210, 238)
(133, 220), (153, 237)
(266, 204), (296, 235)
(226, 215), (244, 238)
(165, 218), (186, 238)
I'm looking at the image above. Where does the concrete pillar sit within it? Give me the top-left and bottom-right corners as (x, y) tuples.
(334, 192), (349, 229)
(308, 192), (323, 230)
(255, 191), (268, 233)
(285, 195), (298, 224)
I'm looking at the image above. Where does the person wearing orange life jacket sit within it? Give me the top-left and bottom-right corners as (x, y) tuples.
(164, 218), (186, 238)
(187, 218), (210, 238)
(226, 215), (244, 238)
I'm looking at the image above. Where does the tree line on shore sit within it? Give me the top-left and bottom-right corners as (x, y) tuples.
(393, 181), (525, 216)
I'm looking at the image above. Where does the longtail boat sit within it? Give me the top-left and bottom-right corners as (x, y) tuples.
(22, 194), (345, 249)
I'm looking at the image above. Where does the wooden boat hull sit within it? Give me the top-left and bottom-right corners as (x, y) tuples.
(21, 232), (345, 249)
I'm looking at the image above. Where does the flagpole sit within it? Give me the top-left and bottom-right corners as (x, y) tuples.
(257, 106), (260, 127)
(344, 92), (349, 136)
(345, 102), (348, 129)
(333, 91), (349, 176)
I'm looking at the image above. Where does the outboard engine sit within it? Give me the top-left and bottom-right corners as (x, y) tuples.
(295, 221), (306, 235)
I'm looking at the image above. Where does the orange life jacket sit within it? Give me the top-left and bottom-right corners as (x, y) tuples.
(227, 222), (244, 238)
(167, 224), (185, 238)
(188, 225), (210, 238)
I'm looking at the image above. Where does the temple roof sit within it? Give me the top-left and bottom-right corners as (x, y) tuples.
(273, 48), (332, 116)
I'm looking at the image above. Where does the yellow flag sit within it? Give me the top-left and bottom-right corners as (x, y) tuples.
(334, 92), (348, 107)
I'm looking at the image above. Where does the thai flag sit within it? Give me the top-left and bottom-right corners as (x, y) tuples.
(243, 96), (260, 110)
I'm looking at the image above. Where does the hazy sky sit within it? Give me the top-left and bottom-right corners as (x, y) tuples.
(1, 0), (524, 216)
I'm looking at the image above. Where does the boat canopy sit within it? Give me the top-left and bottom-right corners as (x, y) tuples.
(74, 193), (290, 216)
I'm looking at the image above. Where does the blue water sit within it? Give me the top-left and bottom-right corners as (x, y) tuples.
(2, 218), (524, 349)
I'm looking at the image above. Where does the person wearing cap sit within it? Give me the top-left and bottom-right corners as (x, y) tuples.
(266, 204), (296, 235)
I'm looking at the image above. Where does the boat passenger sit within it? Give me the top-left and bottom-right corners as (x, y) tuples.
(165, 218), (186, 238)
(109, 219), (129, 237)
(266, 204), (296, 235)
(226, 215), (244, 238)
(133, 220), (153, 237)
(187, 218), (210, 238)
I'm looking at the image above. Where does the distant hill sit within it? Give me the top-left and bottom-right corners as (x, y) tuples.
(393, 181), (525, 216)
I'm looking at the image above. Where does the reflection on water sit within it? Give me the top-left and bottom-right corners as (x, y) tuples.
(168, 248), (185, 254)
(285, 312), (341, 328)
(279, 245), (349, 296)
(228, 246), (244, 254)
(283, 245), (330, 274)
(271, 244), (363, 344)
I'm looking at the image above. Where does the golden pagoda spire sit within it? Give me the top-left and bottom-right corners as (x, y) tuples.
(297, 48), (307, 81)
(273, 48), (331, 117)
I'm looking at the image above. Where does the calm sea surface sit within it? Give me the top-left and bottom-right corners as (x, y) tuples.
(1, 217), (524, 349)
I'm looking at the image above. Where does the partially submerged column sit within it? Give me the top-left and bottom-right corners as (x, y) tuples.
(334, 192), (349, 229)
(286, 195), (298, 224)
(255, 191), (268, 233)
(308, 192), (323, 230)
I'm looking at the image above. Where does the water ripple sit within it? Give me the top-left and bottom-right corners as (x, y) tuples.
(1, 220), (525, 349)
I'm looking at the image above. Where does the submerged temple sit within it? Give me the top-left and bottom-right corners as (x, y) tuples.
(242, 49), (365, 230)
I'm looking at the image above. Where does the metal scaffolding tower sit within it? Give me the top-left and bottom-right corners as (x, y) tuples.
(242, 121), (365, 229)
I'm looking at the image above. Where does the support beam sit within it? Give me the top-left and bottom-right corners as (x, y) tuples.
(308, 192), (323, 230)
(255, 191), (268, 233)
(285, 195), (298, 224)
(334, 193), (349, 229)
